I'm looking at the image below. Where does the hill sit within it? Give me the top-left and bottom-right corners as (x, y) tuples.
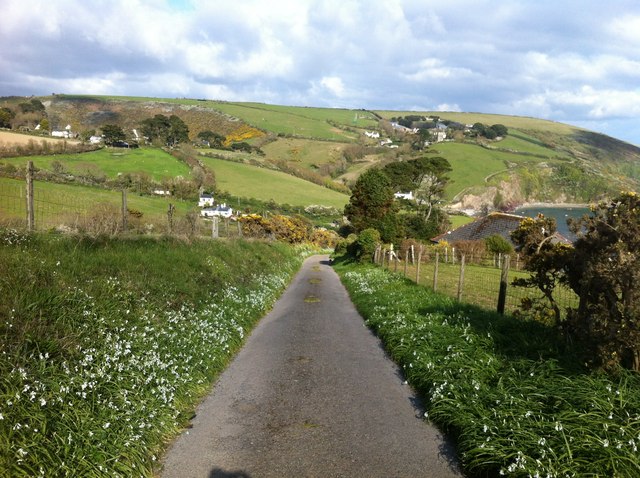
(2, 94), (639, 215)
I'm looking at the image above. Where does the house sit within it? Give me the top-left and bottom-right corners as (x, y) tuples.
(89, 135), (103, 144)
(198, 193), (214, 207)
(394, 191), (414, 201)
(431, 212), (571, 246)
(200, 203), (233, 218)
(364, 131), (380, 139)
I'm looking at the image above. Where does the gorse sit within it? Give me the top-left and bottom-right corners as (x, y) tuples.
(0, 230), (305, 476)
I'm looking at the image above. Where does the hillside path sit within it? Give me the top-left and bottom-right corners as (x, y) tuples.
(160, 255), (462, 478)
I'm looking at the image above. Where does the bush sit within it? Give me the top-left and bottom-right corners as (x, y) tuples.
(352, 228), (381, 263)
(484, 234), (513, 254)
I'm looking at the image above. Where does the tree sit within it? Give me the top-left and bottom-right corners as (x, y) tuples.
(167, 115), (189, 145)
(491, 124), (508, 137)
(412, 156), (451, 221)
(101, 124), (126, 145)
(510, 215), (573, 325)
(344, 168), (396, 238)
(0, 107), (15, 128)
(565, 192), (640, 371)
(197, 130), (225, 148)
(19, 99), (45, 114)
(141, 114), (189, 146)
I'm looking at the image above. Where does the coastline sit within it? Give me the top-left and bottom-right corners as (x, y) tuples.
(514, 202), (590, 210)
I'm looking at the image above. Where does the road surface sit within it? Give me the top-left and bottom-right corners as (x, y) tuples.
(160, 255), (461, 478)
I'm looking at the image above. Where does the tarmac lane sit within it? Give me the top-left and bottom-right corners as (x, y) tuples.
(160, 255), (462, 478)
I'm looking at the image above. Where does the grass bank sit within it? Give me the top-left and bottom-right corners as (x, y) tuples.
(0, 230), (309, 476)
(334, 259), (640, 477)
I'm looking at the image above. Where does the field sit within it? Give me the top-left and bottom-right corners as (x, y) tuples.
(0, 177), (194, 229)
(261, 137), (346, 169)
(0, 130), (80, 146)
(1, 147), (191, 181)
(199, 156), (349, 209)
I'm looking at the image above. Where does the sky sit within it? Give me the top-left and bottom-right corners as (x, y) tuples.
(2, 0), (640, 145)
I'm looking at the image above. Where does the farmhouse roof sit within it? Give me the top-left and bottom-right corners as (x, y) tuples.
(431, 212), (571, 245)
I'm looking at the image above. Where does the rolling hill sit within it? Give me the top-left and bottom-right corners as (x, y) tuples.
(2, 94), (639, 215)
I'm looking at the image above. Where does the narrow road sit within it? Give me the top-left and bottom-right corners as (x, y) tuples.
(160, 255), (461, 478)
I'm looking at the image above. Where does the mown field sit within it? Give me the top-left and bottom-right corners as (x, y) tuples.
(0, 230), (308, 476)
(0, 147), (191, 181)
(200, 156), (349, 209)
(0, 131), (80, 147)
(335, 260), (640, 477)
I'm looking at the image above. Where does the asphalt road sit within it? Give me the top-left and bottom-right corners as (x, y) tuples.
(160, 255), (462, 478)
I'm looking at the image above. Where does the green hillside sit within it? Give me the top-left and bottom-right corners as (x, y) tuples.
(2, 94), (639, 214)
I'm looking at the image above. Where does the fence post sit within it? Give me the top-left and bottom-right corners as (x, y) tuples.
(212, 216), (219, 238)
(497, 254), (511, 314)
(404, 250), (408, 276)
(410, 244), (415, 265)
(374, 245), (380, 264)
(416, 246), (423, 284)
(433, 251), (439, 291)
(26, 160), (34, 231)
(457, 254), (466, 301)
(394, 252), (398, 272)
(167, 203), (175, 234)
(382, 248), (387, 268)
(121, 189), (128, 232)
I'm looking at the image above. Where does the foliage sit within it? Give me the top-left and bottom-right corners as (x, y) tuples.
(565, 192), (640, 371)
(510, 215), (573, 324)
(18, 99), (46, 114)
(451, 240), (486, 264)
(512, 194), (640, 372)
(0, 232), (303, 476)
(197, 130), (225, 148)
(141, 114), (189, 146)
(351, 228), (381, 262)
(344, 168), (396, 237)
(101, 124), (126, 145)
(0, 107), (16, 128)
(334, 262), (640, 477)
(222, 124), (264, 147)
(484, 233), (514, 254)
(238, 213), (313, 244)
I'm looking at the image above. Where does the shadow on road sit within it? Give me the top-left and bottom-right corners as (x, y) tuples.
(209, 468), (252, 478)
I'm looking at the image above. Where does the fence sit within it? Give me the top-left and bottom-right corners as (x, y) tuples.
(375, 244), (579, 319)
(0, 161), (243, 239)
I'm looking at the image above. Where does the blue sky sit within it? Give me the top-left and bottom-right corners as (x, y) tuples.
(2, 0), (640, 145)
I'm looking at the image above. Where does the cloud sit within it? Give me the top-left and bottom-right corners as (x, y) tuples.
(2, 0), (640, 144)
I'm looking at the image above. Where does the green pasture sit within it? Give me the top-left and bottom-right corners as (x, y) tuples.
(199, 156), (349, 208)
(261, 137), (346, 169)
(1, 147), (190, 181)
(448, 214), (474, 228)
(0, 177), (193, 228)
(495, 130), (563, 157)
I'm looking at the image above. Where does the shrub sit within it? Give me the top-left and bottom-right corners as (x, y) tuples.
(352, 228), (381, 263)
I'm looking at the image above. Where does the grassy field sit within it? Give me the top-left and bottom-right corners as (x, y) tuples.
(261, 137), (346, 169)
(199, 156), (349, 208)
(0, 177), (194, 230)
(1, 147), (191, 181)
(0, 131), (80, 146)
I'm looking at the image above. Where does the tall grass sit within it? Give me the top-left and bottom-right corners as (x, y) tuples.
(335, 260), (640, 477)
(0, 230), (308, 476)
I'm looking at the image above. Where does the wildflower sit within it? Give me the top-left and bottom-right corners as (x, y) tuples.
(603, 439), (609, 447)
(555, 421), (563, 431)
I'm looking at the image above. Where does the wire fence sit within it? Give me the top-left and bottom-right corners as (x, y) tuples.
(377, 245), (579, 319)
(0, 163), (242, 239)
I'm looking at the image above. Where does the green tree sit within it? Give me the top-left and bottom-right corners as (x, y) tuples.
(0, 107), (15, 128)
(101, 124), (126, 145)
(484, 234), (513, 255)
(197, 130), (225, 147)
(344, 168), (396, 237)
(141, 114), (189, 146)
(352, 228), (381, 262)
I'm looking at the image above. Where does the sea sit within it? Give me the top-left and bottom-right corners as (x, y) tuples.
(513, 205), (591, 241)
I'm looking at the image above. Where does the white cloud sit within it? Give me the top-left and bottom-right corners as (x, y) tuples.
(318, 76), (346, 97)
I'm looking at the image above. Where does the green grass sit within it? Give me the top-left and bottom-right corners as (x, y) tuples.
(1, 147), (191, 181)
(0, 177), (194, 228)
(334, 261), (640, 477)
(0, 230), (307, 476)
(199, 156), (349, 208)
(448, 214), (474, 228)
(261, 137), (346, 169)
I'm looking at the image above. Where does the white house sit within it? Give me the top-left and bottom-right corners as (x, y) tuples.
(364, 131), (380, 139)
(89, 135), (103, 144)
(394, 191), (415, 201)
(198, 194), (214, 207)
(201, 203), (233, 218)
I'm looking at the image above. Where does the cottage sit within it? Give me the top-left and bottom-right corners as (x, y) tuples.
(200, 203), (233, 218)
(198, 194), (214, 207)
(394, 191), (415, 201)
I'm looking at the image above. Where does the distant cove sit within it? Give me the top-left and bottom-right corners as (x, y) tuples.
(513, 205), (590, 241)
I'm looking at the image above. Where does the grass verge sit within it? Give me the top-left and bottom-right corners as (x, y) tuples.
(0, 230), (309, 476)
(333, 259), (640, 477)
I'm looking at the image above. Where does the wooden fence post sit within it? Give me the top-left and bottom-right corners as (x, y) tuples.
(410, 244), (415, 265)
(212, 216), (219, 238)
(457, 254), (466, 301)
(416, 246), (423, 284)
(26, 160), (34, 231)
(121, 189), (128, 232)
(394, 252), (398, 272)
(497, 254), (511, 314)
(404, 250), (408, 276)
(167, 203), (175, 234)
(382, 248), (387, 268)
(433, 251), (439, 291)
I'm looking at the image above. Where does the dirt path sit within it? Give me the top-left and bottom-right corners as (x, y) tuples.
(160, 255), (462, 478)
